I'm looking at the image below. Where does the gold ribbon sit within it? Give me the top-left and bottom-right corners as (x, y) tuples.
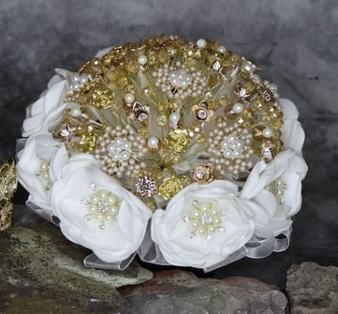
(0, 158), (17, 231)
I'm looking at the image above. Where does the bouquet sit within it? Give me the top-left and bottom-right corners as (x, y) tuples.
(17, 35), (307, 271)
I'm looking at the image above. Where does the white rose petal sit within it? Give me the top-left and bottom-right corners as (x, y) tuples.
(16, 132), (68, 215)
(281, 120), (305, 153)
(240, 148), (308, 237)
(279, 98), (300, 120)
(280, 98), (305, 153)
(241, 149), (307, 199)
(22, 70), (71, 137)
(151, 181), (255, 268)
(52, 154), (152, 263)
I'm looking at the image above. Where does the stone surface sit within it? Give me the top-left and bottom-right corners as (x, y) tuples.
(118, 270), (288, 314)
(0, 205), (153, 314)
(286, 262), (338, 314)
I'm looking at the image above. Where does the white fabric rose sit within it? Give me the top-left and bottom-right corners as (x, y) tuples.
(151, 180), (255, 268)
(16, 132), (68, 218)
(52, 154), (152, 263)
(280, 98), (305, 153)
(22, 69), (71, 137)
(240, 148), (308, 237)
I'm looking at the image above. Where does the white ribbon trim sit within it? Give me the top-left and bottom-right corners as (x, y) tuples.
(25, 200), (292, 272)
(81, 225), (292, 272)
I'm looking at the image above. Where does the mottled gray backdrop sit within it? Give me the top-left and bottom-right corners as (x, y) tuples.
(0, 0), (337, 287)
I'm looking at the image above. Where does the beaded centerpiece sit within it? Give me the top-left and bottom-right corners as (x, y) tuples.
(55, 35), (284, 208)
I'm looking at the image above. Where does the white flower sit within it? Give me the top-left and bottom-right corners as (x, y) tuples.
(16, 132), (68, 216)
(280, 98), (305, 153)
(151, 180), (255, 268)
(22, 69), (71, 137)
(240, 148), (308, 237)
(52, 154), (152, 263)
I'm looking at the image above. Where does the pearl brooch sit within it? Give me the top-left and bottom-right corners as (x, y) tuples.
(82, 184), (121, 230)
(183, 200), (227, 241)
(168, 69), (192, 89)
(94, 124), (147, 177)
(152, 63), (207, 101)
(208, 120), (253, 178)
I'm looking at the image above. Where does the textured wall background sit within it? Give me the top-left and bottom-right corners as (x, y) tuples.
(0, 0), (337, 287)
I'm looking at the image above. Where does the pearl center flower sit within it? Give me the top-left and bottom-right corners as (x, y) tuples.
(82, 184), (121, 230)
(107, 137), (132, 162)
(183, 200), (227, 242)
(169, 69), (192, 88)
(220, 134), (244, 159)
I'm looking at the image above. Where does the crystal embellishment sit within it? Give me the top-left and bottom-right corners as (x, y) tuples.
(266, 178), (288, 204)
(135, 175), (157, 197)
(183, 200), (227, 241)
(82, 183), (121, 230)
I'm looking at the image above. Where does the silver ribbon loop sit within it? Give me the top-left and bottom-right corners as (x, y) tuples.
(25, 199), (293, 272)
(84, 252), (136, 271)
(82, 225), (292, 272)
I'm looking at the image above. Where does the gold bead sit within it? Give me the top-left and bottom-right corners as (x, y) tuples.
(242, 108), (253, 121)
(156, 115), (168, 127)
(224, 105), (237, 119)
(253, 99), (264, 111)
(195, 134), (206, 144)
(260, 112), (271, 122)
(158, 49), (169, 63)
(124, 59), (140, 73)
(0, 200), (13, 231)
(253, 126), (265, 141)
(272, 119), (284, 128)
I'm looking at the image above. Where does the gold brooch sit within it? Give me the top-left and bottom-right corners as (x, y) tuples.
(0, 158), (17, 231)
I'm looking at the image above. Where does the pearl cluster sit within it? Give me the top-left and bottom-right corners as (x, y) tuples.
(94, 124), (147, 178)
(207, 120), (254, 178)
(107, 137), (132, 161)
(266, 178), (288, 205)
(168, 69), (192, 88)
(183, 200), (227, 242)
(152, 62), (207, 100)
(82, 184), (120, 230)
(67, 73), (92, 92)
(36, 158), (51, 190)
